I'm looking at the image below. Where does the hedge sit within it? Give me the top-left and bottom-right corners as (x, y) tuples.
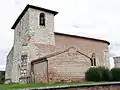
(85, 66), (112, 81)
(97, 66), (112, 81)
(111, 68), (120, 81)
(85, 67), (102, 81)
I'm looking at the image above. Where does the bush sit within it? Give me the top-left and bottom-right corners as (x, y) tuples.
(0, 71), (5, 84)
(85, 67), (102, 81)
(97, 66), (112, 81)
(85, 66), (112, 81)
(111, 68), (120, 81)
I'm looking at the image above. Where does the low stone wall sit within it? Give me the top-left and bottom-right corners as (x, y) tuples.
(26, 82), (120, 90)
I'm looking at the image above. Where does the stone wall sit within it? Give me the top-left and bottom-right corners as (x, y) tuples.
(9, 6), (55, 83)
(55, 34), (110, 68)
(5, 47), (14, 83)
(29, 8), (55, 45)
(27, 82), (120, 90)
(47, 47), (91, 83)
(28, 7), (56, 63)
(11, 9), (30, 83)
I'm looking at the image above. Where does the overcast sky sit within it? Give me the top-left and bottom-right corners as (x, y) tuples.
(0, 0), (120, 70)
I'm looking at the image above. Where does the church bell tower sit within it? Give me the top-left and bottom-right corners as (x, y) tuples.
(10, 4), (58, 83)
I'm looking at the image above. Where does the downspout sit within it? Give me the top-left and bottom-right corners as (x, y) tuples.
(46, 59), (49, 83)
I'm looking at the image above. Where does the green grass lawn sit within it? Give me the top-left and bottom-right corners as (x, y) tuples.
(0, 82), (103, 90)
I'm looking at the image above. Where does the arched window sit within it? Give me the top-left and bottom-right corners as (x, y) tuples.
(40, 13), (45, 26)
(91, 53), (96, 66)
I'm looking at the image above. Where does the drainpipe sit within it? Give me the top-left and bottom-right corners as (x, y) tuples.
(46, 60), (49, 83)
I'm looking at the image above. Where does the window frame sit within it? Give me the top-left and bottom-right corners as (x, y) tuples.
(91, 53), (96, 66)
(39, 13), (45, 26)
(21, 54), (27, 60)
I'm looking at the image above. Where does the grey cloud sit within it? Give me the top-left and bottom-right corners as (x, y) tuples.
(72, 24), (80, 28)
(113, 43), (120, 47)
(14, 0), (21, 5)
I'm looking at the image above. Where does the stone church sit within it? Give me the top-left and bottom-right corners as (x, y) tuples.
(5, 4), (110, 83)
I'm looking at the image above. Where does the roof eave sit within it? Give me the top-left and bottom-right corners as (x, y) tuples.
(11, 4), (58, 29)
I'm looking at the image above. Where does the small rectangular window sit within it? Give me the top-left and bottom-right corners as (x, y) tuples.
(21, 55), (27, 60)
(21, 61), (27, 67)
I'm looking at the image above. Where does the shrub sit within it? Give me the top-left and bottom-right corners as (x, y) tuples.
(85, 66), (112, 81)
(0, 71), (5, 84)
(85, 67), (102, 81)
(111, 68), (120, 81)
(97, 66), (112, 81)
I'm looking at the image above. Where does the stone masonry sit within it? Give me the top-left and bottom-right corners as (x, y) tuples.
(5, 4), (57, 83)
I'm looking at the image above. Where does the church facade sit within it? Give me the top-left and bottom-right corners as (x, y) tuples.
(5, 4), (110, 83)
